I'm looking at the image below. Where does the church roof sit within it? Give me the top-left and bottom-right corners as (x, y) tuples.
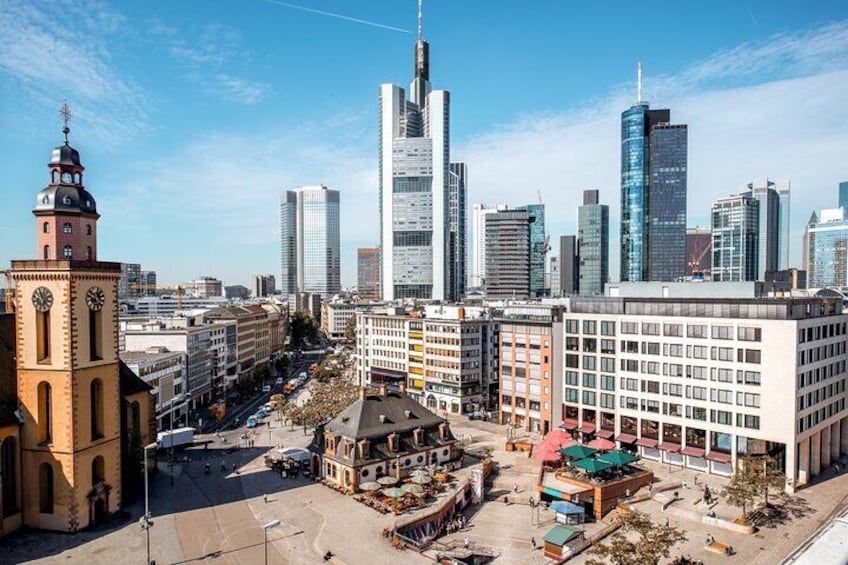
(325, 390), (445, 441)
(50, 143), (83, 168)
(34, 184), (98, 215)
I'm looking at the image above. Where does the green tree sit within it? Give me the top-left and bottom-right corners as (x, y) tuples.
(291, 311), (318, 345)
(753, 454), (786, 506)
(586, 508), (687, 565)
(344, 315), (357, 341)
(723, 457), (759, 518)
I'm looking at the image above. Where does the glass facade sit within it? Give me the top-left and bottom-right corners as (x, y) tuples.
(711, 195), (759, 282)
(578, 190), (609, 295)
(485, 209), (531, 299)
(448, 162), (467, 301)
(279, 191), (298, 294)
(648, 124), (688, 281)
(620, 104), (649, 282)
(808, 210), (848, 288)
(523, 204), (546, 297)
(840, 181), (848, 212)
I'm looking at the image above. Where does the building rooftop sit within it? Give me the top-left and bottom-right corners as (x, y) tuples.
(326, 390), (445, 441)
(120, 347), (182, 365)
(119, 360), (153, 396)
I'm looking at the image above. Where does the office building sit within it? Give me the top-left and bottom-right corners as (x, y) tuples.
(558, 235), (579, 295)
(280, 185), (341, 298)
(470, 203), (499, 288)
(711, 194), (759, 282)
(525, 204), (547, 297)
(840, 181), (848, 212)
(379, 6), (450, 301)
(141, 270), (157, 296)
(620, 65), (687, 282)
(557, 295), (848, 488)
(357, 247), (381, 301)
(686, 227), (712, 279)
(121, 347), (187, 430)
(743, 178), (791, 280)
(549, 255), (560, 297)
(194, 276), (223, 298)
(485, 208), (532, 299)
(356, 305), (499, 414)
(807, 207), (848, 288)
(252, 274), (276, 298)
(498, 304), (564, 434)
(448, 162), (467, 301)
(118, 263), (141, 300)
(225, 285), (250, 300)
(577, 189), (610, 295)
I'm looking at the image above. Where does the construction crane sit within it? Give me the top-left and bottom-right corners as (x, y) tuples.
(687, 228), (712, 280)
(537, 190), (551, 255)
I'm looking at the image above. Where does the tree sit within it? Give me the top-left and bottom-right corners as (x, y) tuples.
(753, 454), (786, 506)
(586, 508), (687, 565)
(291, 311), (318, 345)
(274, 356), (289, 374)
(723, 457), (759, 518)
(288, 377), (362, 428)
(344, 315), (357, 342)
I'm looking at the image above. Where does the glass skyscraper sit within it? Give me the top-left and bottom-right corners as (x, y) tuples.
(711, 194), (759, 282)
(743, 178), (791, 280)
(448, 162), (467, 301)
(523, 203), (546, 297)
(620, 71), (687, 282)
(839, 181), (848, 212)
(280, 185), (341, 297)
(577, 189), (609, 295)
(808, 208), (848, 288)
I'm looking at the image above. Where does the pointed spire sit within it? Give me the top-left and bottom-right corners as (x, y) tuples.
(637, 62), (643, 104)
(59, 99), (72, 144)
(417, 0), (423, 41)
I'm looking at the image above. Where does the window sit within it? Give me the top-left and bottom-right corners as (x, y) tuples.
(710, 410), (733, 425)
(89, 309), (103, 361)
(583, 320), (597, 335)
(1, 438), (17, 516)
(566, 354), (579, 368)
(63, 222), (72, 234)
(713, 389), (733, 404)
(63, 245), (73, 259)
(641, 380), (660, 394)
(39, 463), (54, 514)
(37, 382), (52, 444)
(642, 399), (660, 413)
(582, 373), (596, 388)
(642, 323), (660, 336)
(737, 392), (761, 408)
(566, 320), (579, 334)
(43, 245), (50, 259)
(712, 325), (733, 340)
(583, 338), (597, 353)
(667, 344), (683, 357)
(737, 414), (760, 429)
(601, 339), (616, 354)
(738, 327), (761, 342)
(582, 356), (596, 370)
(92, 456), (105, 485)
(689, 406), (707, 421)
(643, 342), (660, 355)
(43, 222), (49, 233)
(565, 371), (579, 386)
(622, 322), (638, 334)
(86, 224), (92, 236)
(664, 324), (682, 337)
(713, 368), (733, 383)
(600, 393), (615, 409)
(600, 357), (615, 373)
(86, 246), (92, 260)
(712, 347), (734, 361)
(622, 341), (639, 353)
(737, 371), (761, 386)
(664, 403), (683, 417)
(690, 366), (708, 380)
(582, 391), (596, 406)
(36, 309), (50, 363)
(667, 383), (683, 397)
(601, 321), (616, 336)
(91, 379), (104, 440)
(687, 325), (707, 338)
(566, 337), (579, 351)
(744, 349), (761, 364)
(691, 346), (708, 359)
(565, 388), (579, 403)
(688, 386), (707, 400)
(600, 375), (615, 391)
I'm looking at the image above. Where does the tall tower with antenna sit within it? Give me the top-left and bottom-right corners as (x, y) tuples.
(379, 0), (456, 301)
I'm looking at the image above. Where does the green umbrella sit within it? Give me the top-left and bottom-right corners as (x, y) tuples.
(377, 476), (399, 486)
(597, 450), (639, 467)
(359, 481), (382, 492)
(410, 474), (433, 485)
(571, 457), (614, 475)
(382, 487), (405, 498)
(410, 469), (431, 480)
(402, 483), (424, 495)
(560, 444), (598, 459)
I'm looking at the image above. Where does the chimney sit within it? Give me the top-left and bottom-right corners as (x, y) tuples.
(379, 383), (387, 396)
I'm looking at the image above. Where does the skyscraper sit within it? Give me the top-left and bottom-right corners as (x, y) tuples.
(558, 235), (578, 295)
(620, 64), (687, 282)
(711, 194), (759, 281)
(840, 181), (848, 212)
(448, 162), (467, 301)
(577, 189), (609, 295)
(357, 247), (381, 300)
(252, 274), (276, 298)
(484, 208), (532, 299)
(280, 185), (341, 297)
(743, 178), (791, 279)
(379, 5), (450, 301)
(523, 204), (547, 297)
(470, 203), (499, 288)
(807, 207), (848, 288)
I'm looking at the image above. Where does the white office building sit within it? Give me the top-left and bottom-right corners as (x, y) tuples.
(280, 185), (341, 298)
(379, 7), (451, 301)
(470, 203), (501, 289)
(557, 296), (848, 489)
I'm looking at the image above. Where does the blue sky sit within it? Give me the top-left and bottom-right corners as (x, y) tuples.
(1, 0), (847, 288)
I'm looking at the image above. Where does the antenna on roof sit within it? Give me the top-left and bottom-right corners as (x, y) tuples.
(637, 61), (643, 104)
(417, 0), (423, 41)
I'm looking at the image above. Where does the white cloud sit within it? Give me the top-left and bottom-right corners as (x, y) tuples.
(0, 0), (149, 144)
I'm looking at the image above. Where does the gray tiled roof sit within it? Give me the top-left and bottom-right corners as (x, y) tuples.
(326, 391), (445, 441)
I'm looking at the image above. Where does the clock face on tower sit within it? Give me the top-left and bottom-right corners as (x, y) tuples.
(32, 286), (54, 312)
(85, 286), (105, 311)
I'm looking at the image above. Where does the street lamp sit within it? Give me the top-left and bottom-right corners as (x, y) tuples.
(142, 442), (158, 565)
(263, 519), (281, 565)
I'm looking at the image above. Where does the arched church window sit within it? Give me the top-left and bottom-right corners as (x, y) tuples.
(92, 455), (105, 485)
(43, 245), (50, 260)
(43, 222), (49, 233)
(86, 246), (92, 260)
(86, 224), (92, 235)
(63, 246), (73, 259)
(61, 172), (72, 183)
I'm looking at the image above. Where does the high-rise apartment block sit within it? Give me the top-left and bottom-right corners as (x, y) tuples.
(357, 247), (381, 301)
(252, 274), (276, 298)
(280, 185), (341, 298)
(711, 194), (760, 282)
(470, 203), (499, 288)
(577, 189), (609, 295)
(448, 162), (467, 301)
(620, 66), (687, 282)
(379, 12), (451, 301)
(484, 208), (533, 299)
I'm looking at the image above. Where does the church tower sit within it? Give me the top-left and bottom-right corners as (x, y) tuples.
(10, 104), (123, 531)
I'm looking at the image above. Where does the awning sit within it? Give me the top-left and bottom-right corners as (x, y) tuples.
(550, 500), (584, 516)
(706, 451), (732, 464)
(658, 442), (681, 453)
(616, 433), (637, 444)
(681, 446), (706, 458)
(578, 422), (596, 434)
(561, 419), (578, 430)
(635, 437), (658, 448)
(596, 429), (614, 439)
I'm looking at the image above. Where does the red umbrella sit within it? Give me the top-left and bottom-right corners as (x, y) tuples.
(532, 430), (578, 461)
(587, 437), (615, 451)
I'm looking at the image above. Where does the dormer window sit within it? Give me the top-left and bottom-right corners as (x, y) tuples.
(343, 441), (351, 458)
(388, 433), (399, 453)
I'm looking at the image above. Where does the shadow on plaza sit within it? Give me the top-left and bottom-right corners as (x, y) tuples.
(748, 494), (817, 529)
(169, 530), (306, 565)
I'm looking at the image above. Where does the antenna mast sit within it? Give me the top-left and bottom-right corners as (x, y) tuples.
(417, 0), (423, 41)
(637, 61), (643, 104)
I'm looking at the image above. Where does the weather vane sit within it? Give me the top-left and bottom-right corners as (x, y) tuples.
(59, 99), (72, 142)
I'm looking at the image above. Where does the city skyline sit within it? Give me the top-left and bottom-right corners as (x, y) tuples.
(1, 2), (848, 288)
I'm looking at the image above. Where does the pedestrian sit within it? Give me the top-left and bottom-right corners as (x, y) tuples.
(529, 497), (535, 507)
(665, 517), (669, 527)
(513, 483), (519, 493)
(264, 493), (268, 503)
(531, 537), (536, 549)
(464, 537), (469, 549)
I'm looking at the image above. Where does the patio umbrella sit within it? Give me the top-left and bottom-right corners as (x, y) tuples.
(402, 483), (425, 495)
(560, 444), (598, 459)
(410, 474), (433, 485)
(597, 450), (639, 467)
(571, 457), (614, 475)
(410, 469), (431, 480)
(382, 487), (406, 498)
(359, 481), (382, 492)
(377, 476), (399, 486)
(587, 438), (616, 451)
